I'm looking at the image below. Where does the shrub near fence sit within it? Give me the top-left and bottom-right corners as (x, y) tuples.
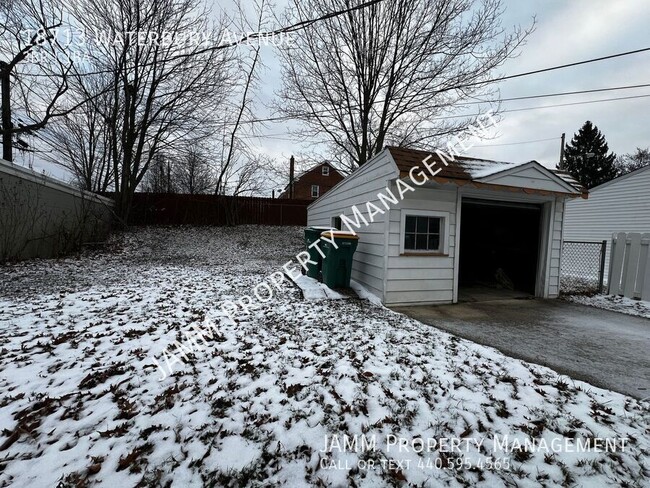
(126, 193), (311, 226)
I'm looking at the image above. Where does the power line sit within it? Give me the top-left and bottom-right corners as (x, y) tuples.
(457, 82), (650, 106)
(241, 92), (650, 140)
(245, 85), (650, 126)
(475, 47), (650, 86)
(473, 137), (558, 148)
(393, 92), (650, 120)
(214, 0), (387, 49)
(501, 92), (650, 115)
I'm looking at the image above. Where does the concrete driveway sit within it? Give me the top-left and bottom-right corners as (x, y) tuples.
(392, 299), (650, 399)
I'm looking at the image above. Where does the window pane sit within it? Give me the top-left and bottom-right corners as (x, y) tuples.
(405, 216), (416, 232)
(416, 217), (428, 233)
(428, 235), (440, 250)
(415, 234), (427, 250)
(404, 233), (415, 249)
(428, 218), (440, 234)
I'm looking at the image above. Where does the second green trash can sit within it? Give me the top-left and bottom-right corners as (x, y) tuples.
(320, 230), (359, 288)
(304, 227), (331, 278)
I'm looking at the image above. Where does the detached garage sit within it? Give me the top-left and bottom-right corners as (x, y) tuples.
(307, 146), (585, 306)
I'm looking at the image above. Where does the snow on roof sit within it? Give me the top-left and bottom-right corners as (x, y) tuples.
(458, 159), (529, 179)
(386, 147), (585, 193)
(552, 170), (584, 191)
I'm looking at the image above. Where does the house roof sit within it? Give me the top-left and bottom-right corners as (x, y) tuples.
(278, 161), (343, 197)
(585, 162), (650, 193)
(386, 146), (585, 195)
(291, 161), (341, 185)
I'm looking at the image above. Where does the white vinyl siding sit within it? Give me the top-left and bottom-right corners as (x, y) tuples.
(479, 164), (578, 193)
(383, 186), (458, 306)
(548, 198), (565, 298)
(308, 148), (574, 305)
(564, 166), (650, 272)
(307, 150), (398, 300)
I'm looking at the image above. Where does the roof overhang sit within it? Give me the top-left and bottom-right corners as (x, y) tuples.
(398, 159), (587, 199)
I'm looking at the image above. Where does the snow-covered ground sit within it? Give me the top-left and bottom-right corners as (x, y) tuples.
(0, 226), (648, 487)
(564, 294), (650, 320)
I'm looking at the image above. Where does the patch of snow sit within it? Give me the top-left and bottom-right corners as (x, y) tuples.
(289, 273), (346, 300)
(461, 159), (527, 179)
(564, 294), (650, 319)
(0, 226), (648, 487)
(350, 280), (383, 306)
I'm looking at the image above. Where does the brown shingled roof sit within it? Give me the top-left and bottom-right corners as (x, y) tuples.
(387, 146), (475, 181)
(385, 146), (585, 195)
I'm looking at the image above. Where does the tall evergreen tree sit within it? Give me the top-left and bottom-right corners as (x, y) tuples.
(562, 121), (617, 189)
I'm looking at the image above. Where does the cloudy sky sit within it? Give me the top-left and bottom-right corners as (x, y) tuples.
(468, 0), (650, 167)
(250, 0), (650, 172)
(17, 0), (650, 181)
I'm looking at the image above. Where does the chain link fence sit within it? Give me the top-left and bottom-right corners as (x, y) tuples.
(560, 240), (607, 295)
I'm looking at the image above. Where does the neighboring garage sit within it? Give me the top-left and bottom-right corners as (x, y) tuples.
(459, 199), (542, 300)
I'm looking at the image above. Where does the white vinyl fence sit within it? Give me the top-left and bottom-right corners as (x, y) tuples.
(608, 232), (650, 300)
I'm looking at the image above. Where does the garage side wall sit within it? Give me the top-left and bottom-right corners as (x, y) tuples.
(548, 197), (565, 298)
(384, 186), (458, 305)
(307, 151), (397, 300)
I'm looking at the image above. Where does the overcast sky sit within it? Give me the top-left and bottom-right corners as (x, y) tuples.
(18, 0), (650, 182)
(250, 0), (650, 172)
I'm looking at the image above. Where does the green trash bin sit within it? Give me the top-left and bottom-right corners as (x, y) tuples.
(320, 230), (359, 288)
(304, 227), (331, 278)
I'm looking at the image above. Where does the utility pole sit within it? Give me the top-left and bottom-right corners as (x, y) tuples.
(558, 133), (565, 170)
(0, 61), (12, 162)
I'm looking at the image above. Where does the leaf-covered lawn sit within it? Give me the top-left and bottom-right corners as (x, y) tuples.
(0, 227), (648, 487)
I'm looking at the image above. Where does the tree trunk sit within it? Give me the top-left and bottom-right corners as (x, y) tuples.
(1, 64), (12, 162)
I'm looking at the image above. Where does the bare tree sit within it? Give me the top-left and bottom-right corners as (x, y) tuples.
(143, 153), (175, 193)
(214, 0), (269, 195)
(174, 144), (214, 194)
(616, 147), (650, 176)
(0, 0), (74, 161)
(68, 0), (235, 221)
(226, 154), (269, 196)
(40, 75), (116, 192)
(277, 0), (531, 170)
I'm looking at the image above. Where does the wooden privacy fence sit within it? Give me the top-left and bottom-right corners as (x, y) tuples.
(127, 193), (311, 226)
(608, 232), (650, 300)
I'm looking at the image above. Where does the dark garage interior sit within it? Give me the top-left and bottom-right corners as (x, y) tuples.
(459, 199), (542, 300)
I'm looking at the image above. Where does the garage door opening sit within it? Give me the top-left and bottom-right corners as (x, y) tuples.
(458, 199), (542, 302)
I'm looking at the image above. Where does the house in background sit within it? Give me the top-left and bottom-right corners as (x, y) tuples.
(307, 146), (585, 306)
(564, 164), (650, 270)
(278, 161), (344, 200)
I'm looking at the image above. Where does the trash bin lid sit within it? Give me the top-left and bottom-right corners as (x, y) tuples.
(320, 230), (359, 240)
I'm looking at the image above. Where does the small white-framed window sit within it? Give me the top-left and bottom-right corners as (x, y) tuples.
(311, 185), (320, 198)
(322, 165), (330, 176)
(399, 210), (450, 255)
